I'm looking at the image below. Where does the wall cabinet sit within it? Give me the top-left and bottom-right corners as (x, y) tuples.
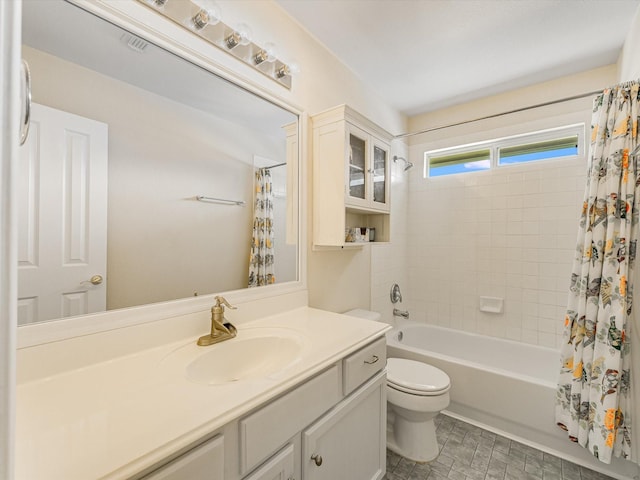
(140, 337), (387, 480)
(312, 105), (393, 247)
(345, 123), (390, 212)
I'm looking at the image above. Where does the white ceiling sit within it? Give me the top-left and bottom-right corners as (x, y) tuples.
(276, 0), (640, 116)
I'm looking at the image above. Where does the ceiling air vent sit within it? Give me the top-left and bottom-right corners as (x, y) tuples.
(121, 33), (149, 53)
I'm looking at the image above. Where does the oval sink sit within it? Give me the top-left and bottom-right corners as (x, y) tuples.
(161, 328), (305, 385)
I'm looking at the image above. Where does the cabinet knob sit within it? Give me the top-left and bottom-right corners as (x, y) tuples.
(311, 453), (323, 466)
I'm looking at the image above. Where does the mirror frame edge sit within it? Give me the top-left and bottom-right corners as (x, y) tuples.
(17, 0), (308, 348)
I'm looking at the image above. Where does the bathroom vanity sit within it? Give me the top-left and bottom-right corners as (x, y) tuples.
(16, 302), (390, 479)
(5, 2), (394, 479)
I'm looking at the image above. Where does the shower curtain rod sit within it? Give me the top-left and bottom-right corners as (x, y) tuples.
(258, 162), (286, 169)
(394, 89), (603, 139)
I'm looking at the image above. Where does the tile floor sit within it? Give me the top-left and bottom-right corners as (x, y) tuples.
(384, 414), (615, 480)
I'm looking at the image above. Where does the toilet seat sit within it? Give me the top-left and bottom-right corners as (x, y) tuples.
(387, 358), (450, 396)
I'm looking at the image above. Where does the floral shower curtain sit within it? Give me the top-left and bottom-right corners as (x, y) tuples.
(556, 81), (640, 464)
(248, 168), (275, 287)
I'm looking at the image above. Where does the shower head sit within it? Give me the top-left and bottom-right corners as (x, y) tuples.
(393, 155), (413, 171)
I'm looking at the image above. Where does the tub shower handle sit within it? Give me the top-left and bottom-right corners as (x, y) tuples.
(311, 453), (323, 466)
(364, 355), (379, 365)
(390, 283), (403, 304)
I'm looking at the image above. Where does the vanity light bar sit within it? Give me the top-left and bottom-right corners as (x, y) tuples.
(138, 0), (293, 89)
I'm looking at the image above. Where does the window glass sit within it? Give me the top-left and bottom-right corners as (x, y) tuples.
(498, 136), (578, 165)
(428, 148), (491, 177)
(424, 124), (583, 178)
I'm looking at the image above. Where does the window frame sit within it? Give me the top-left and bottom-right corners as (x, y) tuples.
(424, 123), (585, 178)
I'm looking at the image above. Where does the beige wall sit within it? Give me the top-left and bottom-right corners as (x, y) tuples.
(618, 6), (640, 82)
(141, 0), (409, 314)
(206, 1), (410, 313)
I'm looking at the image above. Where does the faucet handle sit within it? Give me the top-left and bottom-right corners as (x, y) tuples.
(214, 295), (237, 310)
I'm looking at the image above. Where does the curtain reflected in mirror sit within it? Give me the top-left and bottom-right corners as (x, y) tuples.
(18, 0), (298, 325)
(247, 158), (296, 288)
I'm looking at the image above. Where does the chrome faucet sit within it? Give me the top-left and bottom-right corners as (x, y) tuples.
(393, 308), (409, 319)
(197, 296), (238, 346)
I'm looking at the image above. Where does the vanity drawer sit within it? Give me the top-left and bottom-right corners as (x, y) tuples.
(343, 336), (386, 395)
(239, 365), (341, 475)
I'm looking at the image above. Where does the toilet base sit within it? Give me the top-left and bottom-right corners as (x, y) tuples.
(387, 417), (439, 463)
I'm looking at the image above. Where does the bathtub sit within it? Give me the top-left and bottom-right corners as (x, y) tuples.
(386, 323), (639, 480)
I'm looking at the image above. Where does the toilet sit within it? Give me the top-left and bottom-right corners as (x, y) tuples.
(386, 357), (450, 462)
(343, 309), (451, 463)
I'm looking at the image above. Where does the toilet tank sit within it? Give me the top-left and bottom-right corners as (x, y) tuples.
(343, 309), (382, 322)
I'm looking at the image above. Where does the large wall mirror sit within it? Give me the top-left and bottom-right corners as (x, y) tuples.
(18, 0), (299, 326)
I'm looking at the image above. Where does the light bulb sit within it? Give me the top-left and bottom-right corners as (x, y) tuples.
(191, 0), (221, 30)
(276, 61), (300, 78)
(254, 42), (278, 65)
(225, 23), (253, 49)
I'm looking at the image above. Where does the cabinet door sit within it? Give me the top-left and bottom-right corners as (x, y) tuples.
(302, 372), (386, 480)
(243, 444), (295, 480)
(144, 435), (224, 480)
(370, 138), (390, 212)
(345, 124), (370, 209)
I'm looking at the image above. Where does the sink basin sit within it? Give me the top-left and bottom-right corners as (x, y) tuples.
(161, 328), (305, 385)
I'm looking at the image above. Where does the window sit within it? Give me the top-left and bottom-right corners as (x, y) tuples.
(424, 124), (583, 178)
(429, 148), (491, 177)
(498, 135), (579, 166)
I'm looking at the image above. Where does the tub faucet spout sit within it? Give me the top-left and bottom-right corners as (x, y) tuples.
(393, 308), (409, 319)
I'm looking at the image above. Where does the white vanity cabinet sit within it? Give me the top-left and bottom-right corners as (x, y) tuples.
(143, 435), (224, 479)
(312, 105), (393, 247)
(137, 336), (387, 480)
(302, 373), (386, 480)
(242, 444), (295, 480)
(240, 337), (387, 480)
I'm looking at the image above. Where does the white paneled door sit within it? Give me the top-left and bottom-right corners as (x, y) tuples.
(18, 103), (108, 324)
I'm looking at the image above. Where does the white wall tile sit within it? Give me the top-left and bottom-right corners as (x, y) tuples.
(371, 146), (584, 349)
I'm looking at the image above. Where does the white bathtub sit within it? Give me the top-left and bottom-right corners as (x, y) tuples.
(386, 323), (639, 480)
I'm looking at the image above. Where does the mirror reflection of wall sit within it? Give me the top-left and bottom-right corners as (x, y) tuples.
(18, 0), (298, 325)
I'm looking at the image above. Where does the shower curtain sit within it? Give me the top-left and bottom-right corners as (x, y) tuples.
(248, 168), (275, 287)
(556, 81), (640, 464)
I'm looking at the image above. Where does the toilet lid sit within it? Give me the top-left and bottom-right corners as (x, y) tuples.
(387, 358), (450, 394)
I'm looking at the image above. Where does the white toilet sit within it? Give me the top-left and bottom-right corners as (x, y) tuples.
(386, 357), (450, 462)
(343, 309), (451, 463)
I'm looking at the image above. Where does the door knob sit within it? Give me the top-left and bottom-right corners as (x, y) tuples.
(20, 59), (32, 146)
(89, 274), (103, 285)
(311, 453), (323, 466)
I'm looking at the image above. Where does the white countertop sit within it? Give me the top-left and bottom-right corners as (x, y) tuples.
(16, 307), (389, 480)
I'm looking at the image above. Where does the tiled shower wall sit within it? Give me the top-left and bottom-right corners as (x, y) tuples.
(404, 157), (586, 348)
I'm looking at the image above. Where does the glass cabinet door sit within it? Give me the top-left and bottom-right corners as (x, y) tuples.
(348, 132), (366, 200)
(372, 144), (387, 205)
